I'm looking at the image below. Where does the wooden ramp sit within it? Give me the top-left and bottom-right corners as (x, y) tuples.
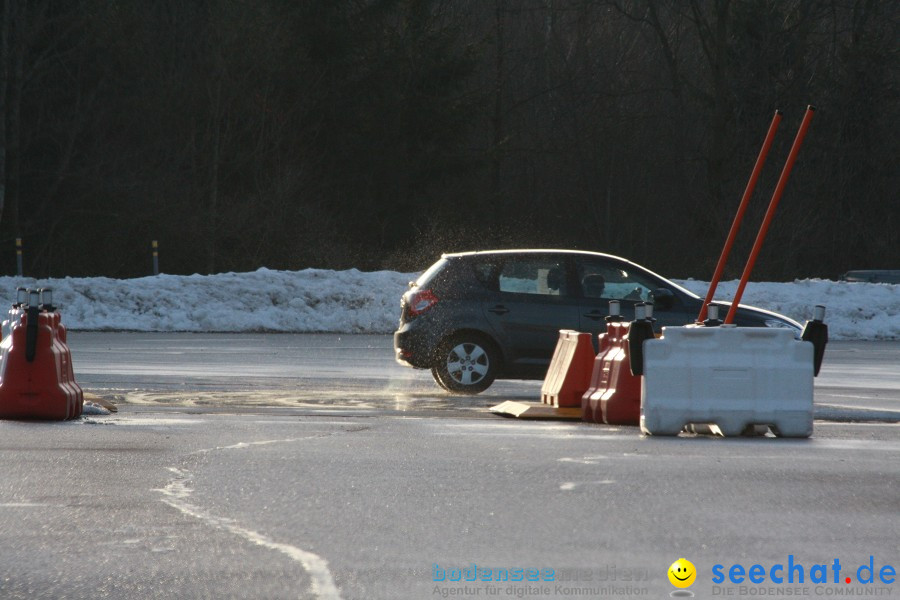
(84, 392), (118, 413)
(489, 401), (582, 420)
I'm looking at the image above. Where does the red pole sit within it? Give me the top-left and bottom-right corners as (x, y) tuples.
(698, 110), (783, 322)
(725, 106), (816, 324)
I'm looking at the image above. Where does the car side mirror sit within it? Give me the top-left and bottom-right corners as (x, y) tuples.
(650, 288), (675, 310)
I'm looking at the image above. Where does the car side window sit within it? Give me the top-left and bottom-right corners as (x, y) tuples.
(577, 261), (657, 302)
(498, 259), (569, 297)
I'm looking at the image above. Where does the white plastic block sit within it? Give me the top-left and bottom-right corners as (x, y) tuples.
(641, 326), (814, 437)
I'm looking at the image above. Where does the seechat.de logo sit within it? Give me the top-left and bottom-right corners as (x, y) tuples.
(711, 555), (896, 585)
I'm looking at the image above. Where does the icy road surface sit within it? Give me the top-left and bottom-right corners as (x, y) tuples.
(0, 334), (896, 599)
(69, 333), (900, 418)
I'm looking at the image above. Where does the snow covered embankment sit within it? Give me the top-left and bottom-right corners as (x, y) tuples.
(675, 278), (899, 341)
(0, 269), (896, 340)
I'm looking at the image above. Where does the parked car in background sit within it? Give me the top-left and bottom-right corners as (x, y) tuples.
(840, 270), (900, 284)
(393, 249), (802, 394)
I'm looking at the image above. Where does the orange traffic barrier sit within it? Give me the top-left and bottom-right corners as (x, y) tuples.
(541, 330), (595, 409)
(582, 322), (622, 421)
(0, 290), (84, 420)
(581, 322), (642, 425)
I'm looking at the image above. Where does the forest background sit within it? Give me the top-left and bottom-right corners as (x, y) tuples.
(0, 0), (896, 280)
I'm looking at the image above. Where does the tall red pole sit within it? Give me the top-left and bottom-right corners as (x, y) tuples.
(698, 110), (783, 322)
(725, 106), (816, 324)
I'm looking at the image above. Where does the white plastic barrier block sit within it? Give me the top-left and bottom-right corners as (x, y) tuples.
(641, 326), (813, 437)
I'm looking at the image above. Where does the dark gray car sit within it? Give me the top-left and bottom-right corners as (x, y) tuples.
(393, 249), (802, 394)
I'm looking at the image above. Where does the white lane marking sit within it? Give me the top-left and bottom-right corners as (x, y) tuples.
(814, 403), (900, 421)
(435, 422), (591, 432)
(194, 437), (324, 453)
(112, 418), (202, 426)
(433, 432), (623, 440)
(824, 394), (893, 400)
(559, 480), (616, 491)
(816, 421), (900, 427)
(247, 421), (366, 426)
(0, 502), (49, 508)
(810, 439), (900, 452)
(557, 456), (609, 465)
(427, 420), (626, 439)
(156, 464), (343, 600)
(191, 430), (355, 455)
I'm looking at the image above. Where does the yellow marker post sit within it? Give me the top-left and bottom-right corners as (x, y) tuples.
(15, 238), (23, 277)
(152, 240), (159, 275)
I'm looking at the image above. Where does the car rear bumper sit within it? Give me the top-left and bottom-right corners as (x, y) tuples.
(393, 325), (436, 369)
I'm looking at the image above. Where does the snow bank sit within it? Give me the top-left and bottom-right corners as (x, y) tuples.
(0, 268), (413, 334)
(0, 269), (896, 340)
(675, 278), (899, 341)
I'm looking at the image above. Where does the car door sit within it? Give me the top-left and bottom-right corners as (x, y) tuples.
(482, 255), (580, 372)
(574, 256), (690, 333)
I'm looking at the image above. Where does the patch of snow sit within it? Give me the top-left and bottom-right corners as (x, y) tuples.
(674, 278), (899, 341)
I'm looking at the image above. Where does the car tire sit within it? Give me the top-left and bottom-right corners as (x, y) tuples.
(430, 333), (499, 394)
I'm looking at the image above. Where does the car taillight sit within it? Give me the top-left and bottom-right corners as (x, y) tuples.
(407, 288), (439, 317)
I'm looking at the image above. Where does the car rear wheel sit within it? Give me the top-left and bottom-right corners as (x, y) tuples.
(431, 334), (499, 394)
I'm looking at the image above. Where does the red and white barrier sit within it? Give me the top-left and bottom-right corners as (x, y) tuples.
(581, 322), (641, 425)
(541, 330), (595, 409)
(0, 289), (84, 420)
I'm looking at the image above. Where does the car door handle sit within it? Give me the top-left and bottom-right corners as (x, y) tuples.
(583, 310), (605, 321)
(488, 305), (510, 315)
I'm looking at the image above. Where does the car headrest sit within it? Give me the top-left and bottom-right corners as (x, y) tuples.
(582, 274), (606, 297)
(546, 267), (563, 291)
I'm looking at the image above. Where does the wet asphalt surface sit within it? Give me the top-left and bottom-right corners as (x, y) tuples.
(0, 334), (897, 599)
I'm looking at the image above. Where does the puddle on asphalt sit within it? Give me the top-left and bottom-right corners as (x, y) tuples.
(117, 385), (540, 413)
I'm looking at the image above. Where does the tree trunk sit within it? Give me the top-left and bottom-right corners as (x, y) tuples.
(0, 0), (10, 229)
(490, 0), (505, 218)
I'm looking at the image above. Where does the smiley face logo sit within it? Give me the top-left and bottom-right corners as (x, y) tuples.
(668, 558), (696, 588)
